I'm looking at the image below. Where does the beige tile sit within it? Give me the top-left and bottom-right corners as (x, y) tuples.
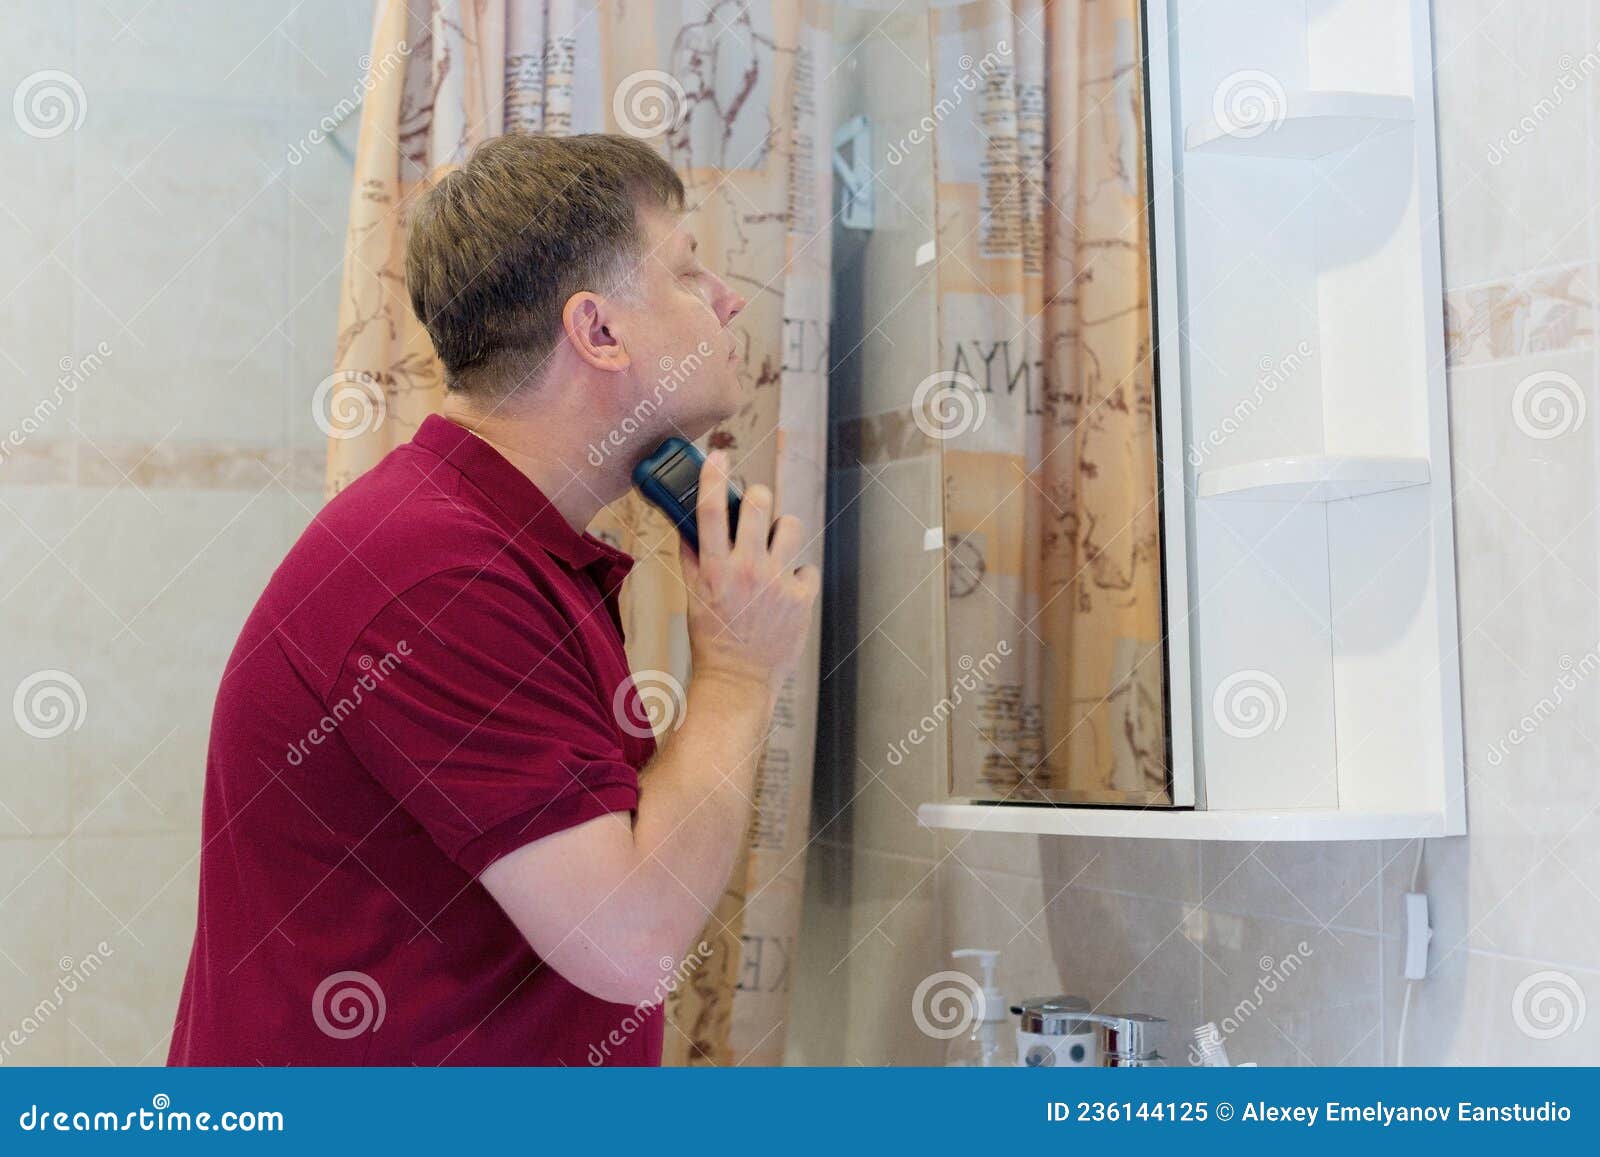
(938, 827), (1044, 878)
(1431, 0), (1533, 287)
(1195, 909), (1381, 1066)
(1040, 888), (1202, 1056)
(785, 839), (853, 1064)
(66, 487), (300, 835)
(1477, 955), (1600, 1064)
(71, 94), (290, 446)
(76, 0), (290, 103)
(0, 487), (90, 837)
(937, 862), (1063, 1009)
(285, 0), (377, 114)
(1055, 837), (1202, 905)
(64, 832), (199, 1065)
(835, 848), (943, 1064)
(1201, 841), (1383, 933)
(286, 106), (357, 456)
(1381, 936), (1494, 1065)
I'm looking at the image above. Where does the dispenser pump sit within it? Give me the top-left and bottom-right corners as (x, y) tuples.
(952, 948), (1005, 1023)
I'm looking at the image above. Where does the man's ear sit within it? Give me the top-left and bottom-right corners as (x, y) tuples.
(561, 291), (632, 375)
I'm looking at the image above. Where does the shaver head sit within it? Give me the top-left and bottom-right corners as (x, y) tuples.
(631, 437), (742, 554)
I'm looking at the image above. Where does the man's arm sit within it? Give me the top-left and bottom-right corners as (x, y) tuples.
(481, 450), (819, 1006)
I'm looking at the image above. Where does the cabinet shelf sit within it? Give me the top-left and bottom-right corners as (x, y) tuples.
(1185, 92), (1413, 158)
(1196, 455), (1429, 502)
(918, 800), (1451, 842)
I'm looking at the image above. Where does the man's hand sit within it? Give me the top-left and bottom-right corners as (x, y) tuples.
(480, 449), (819, 1008)
(679, 450), (820, 702)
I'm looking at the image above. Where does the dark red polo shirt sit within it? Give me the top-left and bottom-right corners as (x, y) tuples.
(168, 414), (663, 1066)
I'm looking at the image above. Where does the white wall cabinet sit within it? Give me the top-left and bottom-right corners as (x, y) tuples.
(920, 0), (1465, 841)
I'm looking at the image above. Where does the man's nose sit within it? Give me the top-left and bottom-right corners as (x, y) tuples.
(712, 274), (745, 326)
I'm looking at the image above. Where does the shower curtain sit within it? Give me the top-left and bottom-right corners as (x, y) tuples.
(930, 0), (1166, 802)
(326, 0), (832, 1064)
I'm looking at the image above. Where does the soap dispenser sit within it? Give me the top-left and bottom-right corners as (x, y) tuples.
(943, 949), (1013, 1067)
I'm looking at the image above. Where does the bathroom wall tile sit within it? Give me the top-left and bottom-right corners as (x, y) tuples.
(851, 454), (944, 641)
(1380, 938), (1494, 1066)
(285, 0), (377, 115)
(65, 486), (301, 835)
(784, 840), (854, 1065)
(71, 95), (291, 446)
(77, 0), (290, 104)
(1040, 888), (1203, 1057)
(0, 843), (75, 1065)
(0, 486), (89, 837)
(1444, 263), (1597, 368)
(837, 453), (949, 859)
(1196, 909), (1381, 1066)
(838, 848), (944, 1065)
(1449, 349), (1597, 578)
(1052, 837), (1203, 905)
(1476, 954), (1600, 1065)
(937, 862), (1067, 1012)
(938, 827), (1044, 879)
(844, 645), (943, 860)
(285, 107), (355, 456)
(1504, 3), (1595, 274)
(1465, 828), (1600, 967)
(827, 10), (939, 427)
(1200, 841), (1383, 933)
(64, 832), (199, 1065)
(1431, 0), (1525, 288)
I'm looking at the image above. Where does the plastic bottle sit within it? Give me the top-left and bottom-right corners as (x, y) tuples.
(944, 949), (1015, 1067)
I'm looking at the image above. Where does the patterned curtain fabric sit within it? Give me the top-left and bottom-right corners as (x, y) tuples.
(326, 0), (832, 1065)
(932, 0), (1166, 803)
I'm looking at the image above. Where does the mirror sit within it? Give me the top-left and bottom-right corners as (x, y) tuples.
(931, 0), (1170, 807)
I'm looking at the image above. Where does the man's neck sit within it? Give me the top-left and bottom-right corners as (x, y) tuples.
(438, 396), (626, 534)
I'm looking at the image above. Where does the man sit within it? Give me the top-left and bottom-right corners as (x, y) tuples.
(168, 134), (819, 1065)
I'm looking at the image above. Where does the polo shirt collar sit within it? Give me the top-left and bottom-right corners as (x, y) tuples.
(412, 413), (635, 589)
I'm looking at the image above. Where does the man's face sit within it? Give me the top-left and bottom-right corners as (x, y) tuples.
(612, 203), (746, 443)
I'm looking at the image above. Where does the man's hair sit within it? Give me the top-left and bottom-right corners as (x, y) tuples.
(406, 133), (686, 398)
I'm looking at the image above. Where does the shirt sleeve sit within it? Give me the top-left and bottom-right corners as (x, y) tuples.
(332, 565), (640, 877)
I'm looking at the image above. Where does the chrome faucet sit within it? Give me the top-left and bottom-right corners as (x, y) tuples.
(1011, 997), (1167, 1066)
(1085, 1012), (1167, 1067)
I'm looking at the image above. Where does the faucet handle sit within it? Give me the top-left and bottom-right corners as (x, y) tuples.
(1089, 1012), (1167, 1065)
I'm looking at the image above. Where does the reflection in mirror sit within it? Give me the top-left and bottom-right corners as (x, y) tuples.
(931, 0), (1169, 806)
